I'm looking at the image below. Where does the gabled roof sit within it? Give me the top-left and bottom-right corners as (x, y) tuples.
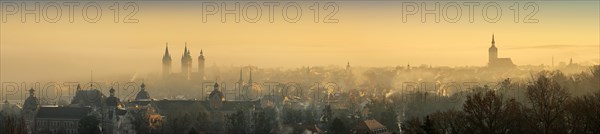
(353, 119), (387, 131)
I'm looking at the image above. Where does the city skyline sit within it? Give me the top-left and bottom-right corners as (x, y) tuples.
(1, 1), (599, 80)
(1, 1), (599, 134)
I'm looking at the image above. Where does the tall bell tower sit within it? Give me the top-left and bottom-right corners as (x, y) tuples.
(488, 34), (498, 66)
(181, 43), (192, 80)
(198, 49), (205, 80)
(162, 43), (172, 78)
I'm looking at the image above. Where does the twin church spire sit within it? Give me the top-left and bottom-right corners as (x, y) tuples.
(162, 42), (206, 80)
(237, 67), (254, 90)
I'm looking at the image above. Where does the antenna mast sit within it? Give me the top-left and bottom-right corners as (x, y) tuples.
(90, 70), (94, 89)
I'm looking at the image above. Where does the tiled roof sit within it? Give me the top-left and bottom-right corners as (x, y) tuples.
(353, 119), (388, 133)
(362, 119), (386, 130)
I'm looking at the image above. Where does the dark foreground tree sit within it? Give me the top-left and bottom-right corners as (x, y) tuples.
(78, 115), (101, 134)
(421, 116), (435, 134)
(429, 109), (465, 134)
(462, 90), (506, 134)
(330, 117), (346, 134)
(1, 113), (27, 134)
(227, 109), (248, 134)
(401, 117), (424, 134)
(564, 91), (600, 133)
(526, 72), (570, 134)
(254, 108), (276, 134)
(380, 104), (399, 132)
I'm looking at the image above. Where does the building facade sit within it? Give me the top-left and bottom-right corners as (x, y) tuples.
(34, 107), (91, 134)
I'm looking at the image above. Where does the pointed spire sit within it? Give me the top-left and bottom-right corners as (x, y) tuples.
(77, 84), (81, 91)
(185, 43), (190, 55)
(184, 42), (188, 55)
(248, 69), (253, 84)
(90, 70), (94, 89)
(140, 82), (146, 91)
(187, 47), (191, 55)
(491, 33), (495, 45)
(214, 81), (219, 91)
(570, 58), (573, 65)
(164, 43), (170, 56)
(198, 49), (205, 60)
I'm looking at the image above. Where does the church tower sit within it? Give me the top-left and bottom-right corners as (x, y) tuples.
(181, 43), (192, 80)
(346, 61), (351, 71)
(104, 87), (121, 134)
(162, 43), (172, 78)
(22, 88), (39, 133)
(488, 34), (498, 65)
(198, 49), (205, 79)
(209, 82), (224, 110)
(248, 69), (253, 86)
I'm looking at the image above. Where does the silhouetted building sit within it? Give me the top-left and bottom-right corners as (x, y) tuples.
(135, 82), (151, 101)
(22, 88), (40, 133)
(34, 106), (92, 134)
(70, 84), (106, 107)
(126, 82), (261, 133)
(103, 87), (127, 134)
(181, 43), (193, 80)
(1, 99), (21, 113)
(488, 34), (516, 69)
(162, 43), (206, 81)
(346, 61), (351, 71)
(20, 83), (126, 134)
(198, 50), (205, 80)
(163, 43), (172, 78)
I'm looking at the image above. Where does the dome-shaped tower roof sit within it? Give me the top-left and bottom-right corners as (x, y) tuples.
(209, 82), (224, 101)
(135, 82), (151, 100)
(23, 88), (39, 111)
(106, 87), (120, 107)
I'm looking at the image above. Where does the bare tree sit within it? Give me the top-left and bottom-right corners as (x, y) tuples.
(525, 72), (570, 134)
(564, 91), (600, 133)
(429, 109), (466, 134)
(462, 90), (506, 134)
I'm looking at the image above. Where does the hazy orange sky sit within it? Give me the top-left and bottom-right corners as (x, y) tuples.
(1, 1), (599, 81)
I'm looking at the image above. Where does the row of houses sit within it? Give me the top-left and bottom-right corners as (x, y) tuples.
(3, 81), (391, 134)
